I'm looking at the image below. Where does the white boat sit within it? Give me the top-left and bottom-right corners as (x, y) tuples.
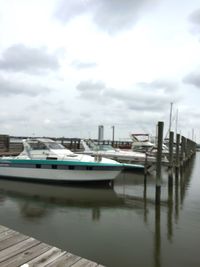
(130, 133), (155, 152)
(80, 139), (151, 167)
(0, 138), (123, 182)
(131, 133), (169, 154)
(130, 133), (169, 163)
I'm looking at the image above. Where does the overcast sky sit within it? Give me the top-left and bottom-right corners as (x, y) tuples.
(1, 0), (200, 141)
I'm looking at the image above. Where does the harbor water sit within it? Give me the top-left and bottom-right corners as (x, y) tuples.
(0, 153), (200, 267)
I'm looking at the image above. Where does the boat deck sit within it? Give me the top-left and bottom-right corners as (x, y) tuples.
(0, 225), (104, 266)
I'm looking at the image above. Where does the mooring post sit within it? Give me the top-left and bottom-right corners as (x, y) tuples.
(186, 138), (190, 161)
(184, 137), (187, 165)
(144, 151), (148, 184)
(155, 121), (164, 205)
(175, 134), (180, 169)
(168, 131), (174, 188)
(168, 131), (174, 173)
(180, 136), (184, 168)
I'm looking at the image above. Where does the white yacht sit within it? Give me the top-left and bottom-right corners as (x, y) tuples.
(0, 138), (123, 182)
(80, 139), (153, 167)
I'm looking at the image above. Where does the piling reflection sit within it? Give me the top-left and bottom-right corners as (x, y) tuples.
(167, 174), (173, 242)
(0, 179), (124, 221)
(0, 155), (197, 267)
(154, 205), (161, 267)
(114, 155), (196, 267)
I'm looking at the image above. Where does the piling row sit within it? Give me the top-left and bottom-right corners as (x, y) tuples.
(155, 121), (197, 205)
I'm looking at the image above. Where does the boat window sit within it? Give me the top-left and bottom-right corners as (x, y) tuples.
(45, 142), (65, 150)
(98, 145), (115, 151)
(29, 141), (48, 150)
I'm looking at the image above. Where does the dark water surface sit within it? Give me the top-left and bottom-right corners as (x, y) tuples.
(0, 153), (200, 267)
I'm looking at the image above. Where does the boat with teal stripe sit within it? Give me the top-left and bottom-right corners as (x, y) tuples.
(0, 138), (124, 182)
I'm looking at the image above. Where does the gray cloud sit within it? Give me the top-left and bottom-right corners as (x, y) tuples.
(140, 80), (177, 92)
(0, 74), (50, 96)
(183, 71), (200, 88)
(189, 9), (200, 25)
(0, 113), (29, 125)
(71, 60), (97, 69)
(76, 79), (179, 111)
(107, 89), (170, 111)
(188, 9), (200, 35)
(76, 80), (106, 98)
(55, 0), (158, 34)
(0, 44), (59, 74)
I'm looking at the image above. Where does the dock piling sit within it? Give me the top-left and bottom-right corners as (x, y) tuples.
(155, 121), (164, 205)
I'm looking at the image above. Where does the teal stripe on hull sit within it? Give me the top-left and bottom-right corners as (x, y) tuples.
(0, 159), (122, 167)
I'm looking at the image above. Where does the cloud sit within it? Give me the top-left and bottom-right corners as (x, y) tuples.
(189, 9), (200, 25)
(183, 71), (200, 88)
(0, 44), (59, 74)
(188, 9), (200, 35)
(55, 0), (158, 34)
(0, 74), (50, 96)
(76, 79), (179, 111)
(71, 60), (97, 69)
(76, 80), (106, 98)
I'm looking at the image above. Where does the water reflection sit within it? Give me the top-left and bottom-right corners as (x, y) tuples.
(0, 180), (125, 222)
(0, 154), (198, 267)
(115, 155), (196, 267)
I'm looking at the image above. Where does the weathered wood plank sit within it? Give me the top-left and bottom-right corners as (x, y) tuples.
(1, 242), (52, 267)
(0, 230), (17, 242)
(44, 252), (81, 267)
(26, 247), (66, 267)
(0, 232), (28, 251)
(72, 258), (99, 267)
(0, 238), (40, 263)
(0, 225), (104, 266)
(0, 225), (9, 234)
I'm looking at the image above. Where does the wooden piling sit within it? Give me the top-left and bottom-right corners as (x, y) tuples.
(175, 134), (180, 169)
(168, 131), (174, 172)
(180, 136), (185, 167)
(155, 121), (164, 205)
(168, 131), (174, 188)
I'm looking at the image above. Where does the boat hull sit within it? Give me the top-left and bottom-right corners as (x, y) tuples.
(0, 159), (122, 182)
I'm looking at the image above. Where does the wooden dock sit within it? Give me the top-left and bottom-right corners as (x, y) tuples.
(0, 225), (104, 267)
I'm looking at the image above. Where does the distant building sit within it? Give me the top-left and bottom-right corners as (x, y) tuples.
(98, 125), (104, 141)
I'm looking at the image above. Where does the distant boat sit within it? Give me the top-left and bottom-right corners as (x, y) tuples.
(80, 139), (150, 168)
(0, 138), (124, 183)
(130, 134), (154, 153)
(130, 133), (169, 163)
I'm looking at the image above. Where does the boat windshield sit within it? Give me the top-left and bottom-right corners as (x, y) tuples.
(96, 145), (115, 151)
(45, 142), (65, 150)
(27, 141), (65, 150)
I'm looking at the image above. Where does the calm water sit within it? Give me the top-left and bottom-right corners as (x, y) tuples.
(0, 154), (200, 267)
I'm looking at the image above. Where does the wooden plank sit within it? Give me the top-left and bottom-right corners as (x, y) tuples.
(0, 225), (103, 266)
(72, 258), (98, 267)
(1, 242), (51, 267)
(0, 233), (28, 251)
(0, 238), (40, 263)
(0, 226), (9, 234)
(44, 252), (81, 267)
(25, 247), (66, 267)
(0, 230), (17, 242)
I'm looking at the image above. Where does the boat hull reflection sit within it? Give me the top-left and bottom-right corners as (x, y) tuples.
(0, 179), (123, 208)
